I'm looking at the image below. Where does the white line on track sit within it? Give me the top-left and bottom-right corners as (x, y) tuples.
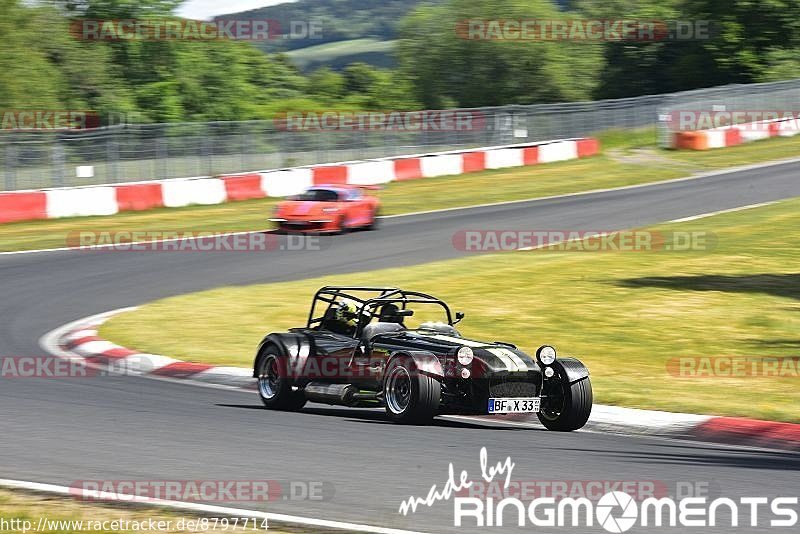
(0, 229), (273, 257)
(666, 201), (779, 223)
(4, 154), (800, 257)
(380, 154), (800, 219)
(0, 479), (430, 534)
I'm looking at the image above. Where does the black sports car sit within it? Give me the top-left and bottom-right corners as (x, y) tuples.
(253, 286), (592, 430)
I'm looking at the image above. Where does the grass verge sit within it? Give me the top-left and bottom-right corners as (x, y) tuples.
(101, 198), (800, 422)
(0, 489), (295, 533)
(3, 129), (800, 253)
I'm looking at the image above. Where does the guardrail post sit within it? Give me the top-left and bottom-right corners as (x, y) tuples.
(53, 141), (65, 187)
(4, 141), (16, 191)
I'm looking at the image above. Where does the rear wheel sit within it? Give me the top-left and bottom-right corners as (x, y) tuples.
(537, 377), (592, 431)
(383, 357), (440, 424)
(257, 347), (306, 411)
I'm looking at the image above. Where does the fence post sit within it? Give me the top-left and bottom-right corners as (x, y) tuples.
(107, 129), (119, 183)
(4, 141), (16, 191)
(53, 141), (65, 187)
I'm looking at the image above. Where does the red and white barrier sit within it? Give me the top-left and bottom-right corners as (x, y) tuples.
(672, 117), (800, 150)
(260, 168), (313, 197)
(46, 186), (119, 218)
(162, 177), (227, 208)
(0, 138), (600, 223)
(485, 148), (524, 169)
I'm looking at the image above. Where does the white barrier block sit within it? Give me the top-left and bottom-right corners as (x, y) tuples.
(76, 165), (94, 178)
(420, 154), (463, 178)
(162, 178), (227, 207)
(739, 121), (771, 143)
(706, 130), (727, 149)
(740, 130), (770, 142)
(485, 148), (524, 169)
(260, 168), (313, 197)
(778, 119), (800, 137)
(46, 186), (119, 218)
(347, 160), (395, 185)
(538, 140), (578, 163)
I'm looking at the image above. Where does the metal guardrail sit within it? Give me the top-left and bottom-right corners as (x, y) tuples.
(3, 79), (800, 191)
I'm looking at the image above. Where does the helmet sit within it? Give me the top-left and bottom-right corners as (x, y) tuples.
(334, 300), (358, 326)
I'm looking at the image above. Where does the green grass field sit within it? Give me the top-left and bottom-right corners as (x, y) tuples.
(3, 129), (800, 252)
(286, 38), (397, 70)
(101, 198), (800, 422)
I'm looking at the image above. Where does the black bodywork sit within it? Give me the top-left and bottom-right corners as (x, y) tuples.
(253, 286), (591, 419)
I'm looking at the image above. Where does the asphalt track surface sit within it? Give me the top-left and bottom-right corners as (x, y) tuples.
(2, 161), (800, 533)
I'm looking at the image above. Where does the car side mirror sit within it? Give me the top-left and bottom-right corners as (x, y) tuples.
(454, 311), (465, 324)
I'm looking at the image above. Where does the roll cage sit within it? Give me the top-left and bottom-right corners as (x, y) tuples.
(307, 286), (456, 338)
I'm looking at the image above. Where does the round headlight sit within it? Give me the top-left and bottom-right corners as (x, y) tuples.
(537, 345), (557, 366)
(457, 346), (474, 366)
(544, 366), (555, 378)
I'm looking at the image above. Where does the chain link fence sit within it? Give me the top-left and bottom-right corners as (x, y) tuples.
(3, 79), (800, 191)
(656, 78), (800, 147)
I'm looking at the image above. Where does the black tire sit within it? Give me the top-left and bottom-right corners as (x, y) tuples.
(365, 209), (380, 230)
(383, 357), (440, 424)
(537, 376), (592, 431)
(333, 215), (348, 235)
(256, 346), (306, 411)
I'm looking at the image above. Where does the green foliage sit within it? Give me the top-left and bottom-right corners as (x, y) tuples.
(4, 0), (800, 123)
(222, 0), (447, 53)
(0, 0), (423, 124)
(573, 0), (800, 97)
(397, 0), (603, 107)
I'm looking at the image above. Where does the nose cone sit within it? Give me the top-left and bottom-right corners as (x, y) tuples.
(287, 201), (320, 216)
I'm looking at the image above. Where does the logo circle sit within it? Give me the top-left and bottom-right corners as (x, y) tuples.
(595, 491), (638, 533)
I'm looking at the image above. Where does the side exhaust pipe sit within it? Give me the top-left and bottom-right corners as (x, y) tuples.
(303, 383), (358, 406)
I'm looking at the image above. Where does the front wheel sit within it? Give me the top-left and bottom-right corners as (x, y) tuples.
(365, 209), (380, 230)
(256, 347), (306, 411)
(537, 377), (592, 431)
(383, 357), (440, 424)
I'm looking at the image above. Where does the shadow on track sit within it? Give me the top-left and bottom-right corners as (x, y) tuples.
(215, 403), (525, 430)
(566, 442), (800, 471)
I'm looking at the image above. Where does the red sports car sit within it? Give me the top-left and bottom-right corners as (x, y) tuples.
(270, 185), (381, 233)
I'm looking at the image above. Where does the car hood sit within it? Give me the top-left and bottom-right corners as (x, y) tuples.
(393, 330), (537, 374)
(279, 201), (335, 217)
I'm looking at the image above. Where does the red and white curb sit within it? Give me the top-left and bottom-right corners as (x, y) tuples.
(41, 309), (800, 453)
(40, 308), (255, 391)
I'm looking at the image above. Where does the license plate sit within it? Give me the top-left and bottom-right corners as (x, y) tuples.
(488, 397), (540, 414)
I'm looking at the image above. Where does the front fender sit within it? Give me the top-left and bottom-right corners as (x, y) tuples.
(553, 357), (590, 384)
(387, 350), (444, 380)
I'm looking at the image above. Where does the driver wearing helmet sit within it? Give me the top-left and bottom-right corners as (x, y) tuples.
(329, 299), (358, 336)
